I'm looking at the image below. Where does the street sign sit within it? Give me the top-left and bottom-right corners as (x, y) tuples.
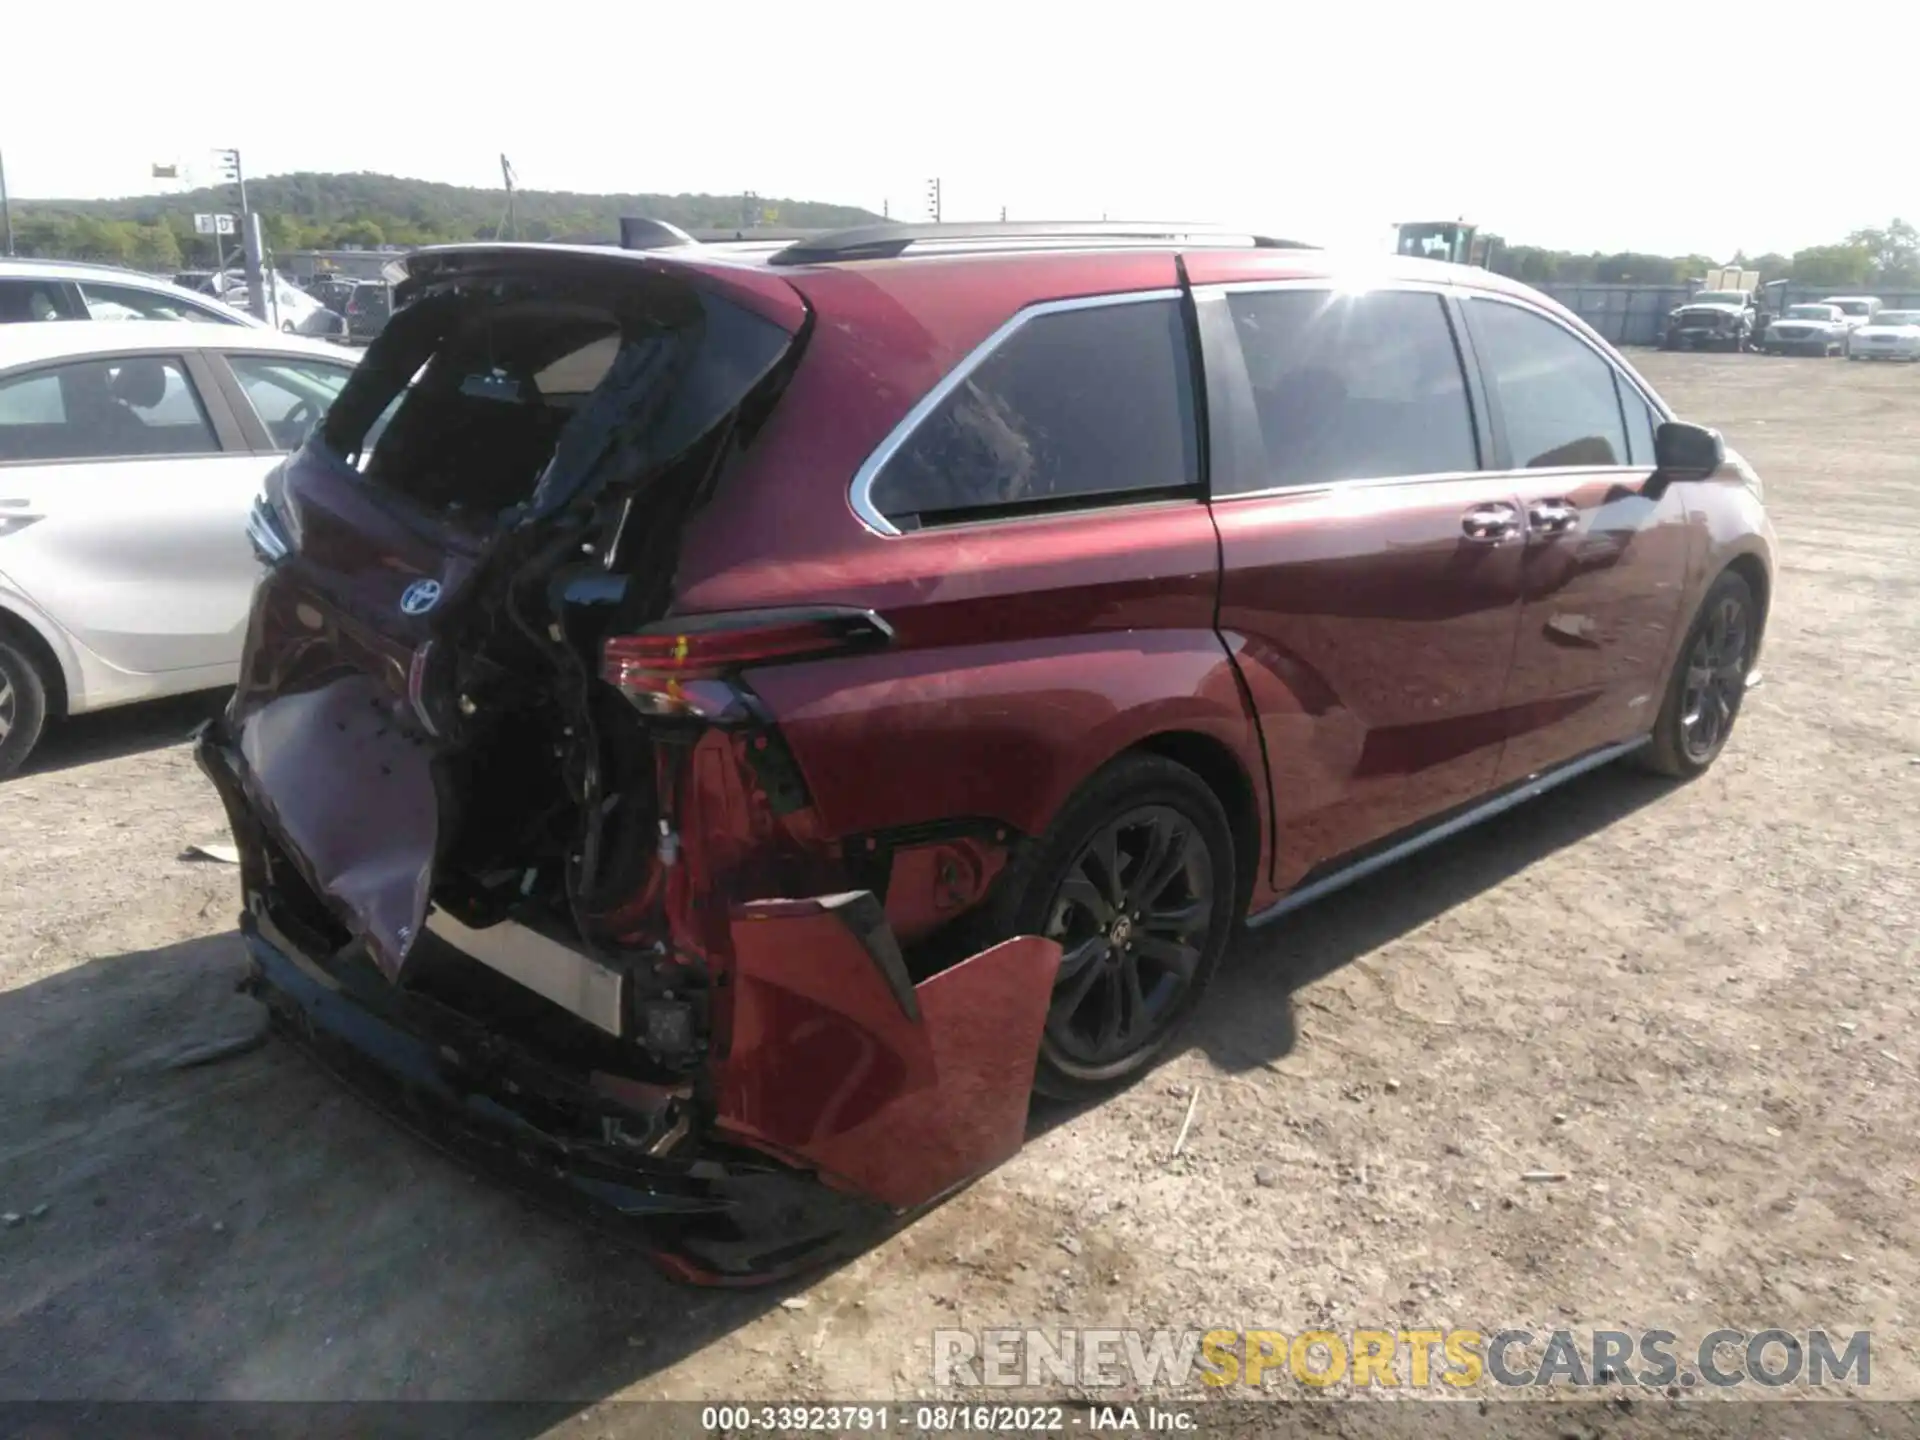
(192, 213), (236, 236)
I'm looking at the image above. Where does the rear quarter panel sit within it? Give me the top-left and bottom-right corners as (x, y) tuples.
(670, 255), (1274, 906)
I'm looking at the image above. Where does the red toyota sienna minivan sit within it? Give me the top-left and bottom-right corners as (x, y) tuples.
(199, 222), (1776, 1282)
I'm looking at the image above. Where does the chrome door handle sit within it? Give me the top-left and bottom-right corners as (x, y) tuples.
(1527, 500), (1580, 536)
(1462, 502), (1521, 542)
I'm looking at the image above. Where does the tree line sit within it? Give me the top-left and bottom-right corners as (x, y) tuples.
(10, 174), (1918, 294)
(6, 171), (884, 269)
(1484, 220), (1918, 290)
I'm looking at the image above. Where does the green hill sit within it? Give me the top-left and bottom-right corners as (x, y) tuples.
(7, 171), (884, 269)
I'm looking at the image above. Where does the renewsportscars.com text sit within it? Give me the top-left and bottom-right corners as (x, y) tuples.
(932, 1327), (1871, 1391)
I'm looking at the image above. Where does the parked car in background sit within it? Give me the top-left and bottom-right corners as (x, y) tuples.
(1760, 303), (1850, 356)
(220, 272), (347, 338)
(1662, 288), (1755, 351)
(198, 226), (1776, 1284)
(307, 277), (359, 313)
(173, 270), (238, 299)
(2, 259), (264, 329)
(1845, 309), (1920, 361)
(0, 322), (358, 774)
(343, 279), (394, 341)
(1820, 296), (1883, 333)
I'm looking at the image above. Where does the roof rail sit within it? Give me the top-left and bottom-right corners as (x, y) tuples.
(765, 221), (1314, 267)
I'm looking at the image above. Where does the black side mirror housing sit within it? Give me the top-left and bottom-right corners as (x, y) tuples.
(1645, 421), (1724, 500)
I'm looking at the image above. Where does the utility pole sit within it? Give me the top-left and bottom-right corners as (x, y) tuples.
(1000, 205), (1007, 222)
(0, 149), (12, 256)
(216, 148), (268, 322)
(501, 155), (518, 241)
(927, 177), (942, 224)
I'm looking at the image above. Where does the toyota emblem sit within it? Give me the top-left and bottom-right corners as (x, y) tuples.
(400, 579), (443, 616)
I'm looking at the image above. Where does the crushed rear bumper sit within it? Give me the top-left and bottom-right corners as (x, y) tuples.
(197, 717), (1061, 1285)
(236, 904), (892, 1286)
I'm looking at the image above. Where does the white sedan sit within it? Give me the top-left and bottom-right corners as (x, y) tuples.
(1846, 310), (1920, 361)
(0, 322), (357, 774)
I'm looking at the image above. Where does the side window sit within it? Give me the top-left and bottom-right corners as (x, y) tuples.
(1470, 299), (1629, 468)
(1617, 377), (1657, 467)
(868, 298), (1199, 527)
(0, 278), (81, 323)
(1221, 288), (1478, 492)
(79, 282), (243, 325)
(225, 354), (355, 450)
(0, 356), (219, 462)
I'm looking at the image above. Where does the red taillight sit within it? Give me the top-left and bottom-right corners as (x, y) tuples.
(602, 607), (891, 717)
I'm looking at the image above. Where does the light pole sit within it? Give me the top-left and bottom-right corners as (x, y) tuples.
(216, 148), (269, 324)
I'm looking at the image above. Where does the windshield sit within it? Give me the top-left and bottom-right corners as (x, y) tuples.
(1689, 291), (1746, 306)
(1872, 311), (1920, 326)
(1828, 300), (1872, 316)
(1785, 306), (1839, 320)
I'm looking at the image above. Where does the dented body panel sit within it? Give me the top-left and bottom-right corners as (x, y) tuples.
(720, 897), (1060, 1208)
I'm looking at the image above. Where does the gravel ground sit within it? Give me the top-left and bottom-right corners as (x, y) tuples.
(0, 352), (1915, 1421)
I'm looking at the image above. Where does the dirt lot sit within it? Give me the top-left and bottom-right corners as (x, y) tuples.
(1, 352), (1916, 1420)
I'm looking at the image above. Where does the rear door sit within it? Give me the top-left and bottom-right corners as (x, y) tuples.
(1196, 280), (1527, 889)
(0, 349), (267, 674)
(1458, 293), (1691, 785)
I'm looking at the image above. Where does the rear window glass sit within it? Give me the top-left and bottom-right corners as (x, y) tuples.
(322, 270), (789, 524)
(869, 297), (1199, 527)
(0, 356), (217, 461)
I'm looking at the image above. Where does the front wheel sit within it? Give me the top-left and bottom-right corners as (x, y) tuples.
(1640, 570), (1757, 778)
(990, 754), (1236, 1101)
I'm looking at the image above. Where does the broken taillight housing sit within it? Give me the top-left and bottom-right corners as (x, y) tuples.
(602, 607), (892, 718)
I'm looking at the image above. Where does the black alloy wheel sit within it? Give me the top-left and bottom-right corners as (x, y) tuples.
(1044, 803), (1213, 1075)
(1641, 570), (1757, 778)
(989, 754), (1236, 1100)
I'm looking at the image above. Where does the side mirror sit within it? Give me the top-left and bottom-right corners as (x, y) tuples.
(1646, 421), (1723, 499)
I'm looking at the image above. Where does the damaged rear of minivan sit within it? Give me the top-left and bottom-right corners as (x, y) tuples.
(197, 246), (1061, 1283)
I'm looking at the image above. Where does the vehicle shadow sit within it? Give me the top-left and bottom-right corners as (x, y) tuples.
(1031, 759), (1676, 1134)
(1198, 759), (1677, 1074)
(14, 689), (230, 780)
(0, 932), (780, 1416)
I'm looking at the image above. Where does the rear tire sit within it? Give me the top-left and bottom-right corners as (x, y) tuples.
(0, 640), (50, 779)
(990, 754), (1236, 1101)
(1639, 570), (1757, 779)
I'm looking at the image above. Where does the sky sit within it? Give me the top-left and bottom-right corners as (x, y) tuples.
(5, 0), (1913, 259)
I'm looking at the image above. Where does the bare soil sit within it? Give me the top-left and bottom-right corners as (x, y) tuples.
(1, 353), (1915, 1418)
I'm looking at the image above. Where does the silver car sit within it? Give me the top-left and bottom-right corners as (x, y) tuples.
(0, 258), (264, 329)
(0, 322), (357, 773)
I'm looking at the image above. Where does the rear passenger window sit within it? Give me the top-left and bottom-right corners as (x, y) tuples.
(1469, 299), (1630, 469)
(0, 356), (218, 462)
(1220, 289), (1478, 492)
(868, 298), (1198, 527)
(1618, 379), (1657, 466)
(0, 278), (80, 323)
